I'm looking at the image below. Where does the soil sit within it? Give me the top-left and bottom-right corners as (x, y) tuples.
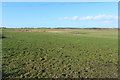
(13, 30), (80, 34)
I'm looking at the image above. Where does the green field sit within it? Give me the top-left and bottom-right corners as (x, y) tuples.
(2, 28), (118, 78)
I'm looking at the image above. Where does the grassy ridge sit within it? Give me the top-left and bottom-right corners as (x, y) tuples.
(2, 29), (118, 78)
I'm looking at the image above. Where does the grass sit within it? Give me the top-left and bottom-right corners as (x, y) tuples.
(2, 28), (118, 78)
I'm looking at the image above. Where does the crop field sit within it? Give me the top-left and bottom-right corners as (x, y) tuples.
(2, 28), (118, 78)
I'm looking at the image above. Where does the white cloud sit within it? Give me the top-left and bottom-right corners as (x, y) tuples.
(59, 17), (69, 20)
(59, 16), (79, 21)
(71, 16), (79, 20)
(80, 16), (93, 20)
(59, 14), (118, 23)
(80, 14), (118, 22)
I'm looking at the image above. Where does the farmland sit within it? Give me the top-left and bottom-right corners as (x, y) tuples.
(2, 28), (118, 78)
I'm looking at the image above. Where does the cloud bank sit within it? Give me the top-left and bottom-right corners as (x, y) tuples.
(59, 14), (118, 23)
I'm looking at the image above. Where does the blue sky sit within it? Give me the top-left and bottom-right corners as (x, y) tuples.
(1, 0), (119, 2)
(2, 2), (118, 28)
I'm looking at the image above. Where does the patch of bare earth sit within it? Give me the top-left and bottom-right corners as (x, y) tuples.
(13, 30), (79, 34)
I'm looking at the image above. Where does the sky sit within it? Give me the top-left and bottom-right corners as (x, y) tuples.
(2, 2), (118, 28)
(1, 0), (119, 2)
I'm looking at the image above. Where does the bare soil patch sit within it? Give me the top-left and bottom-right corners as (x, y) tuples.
(13, 30), (80, 34)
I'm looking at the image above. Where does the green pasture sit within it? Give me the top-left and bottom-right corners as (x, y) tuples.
(2, 29), (118, 78)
